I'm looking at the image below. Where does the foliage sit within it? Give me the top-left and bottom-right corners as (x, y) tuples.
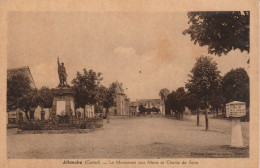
(18, 89), (39, 119)
(166, 87), (187, 119)
(7, 72), (32, 111)
(19, 116), (103, 130)
(174, 87), (187, 113)
(165, 92), (176, 112)
(94, 103), (103, 114)
(186, 56), (221, 104)
(37, 86), (54, 109)
(183, 11), (249, 56)
(208, 76), (225, 112)
(138, 105), (147, 114)
(98, 82), (117, 110)
(151, 106), (160, 113)
(186, 56), (221, 130)
(72, 69), (103, 109)
(159, 88), (170, 101)
(186, 93), (202, 112)
(222, 68), (249, 107)
(7, 71), (41, 119)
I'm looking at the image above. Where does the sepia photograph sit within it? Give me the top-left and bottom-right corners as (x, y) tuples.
(0, 1), (259, 168)
(6, 11), (252, 160)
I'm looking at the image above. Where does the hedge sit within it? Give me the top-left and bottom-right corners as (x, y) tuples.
(19, 115), (103, 130)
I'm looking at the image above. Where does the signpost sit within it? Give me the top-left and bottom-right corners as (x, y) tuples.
(226, 101), (246, 147)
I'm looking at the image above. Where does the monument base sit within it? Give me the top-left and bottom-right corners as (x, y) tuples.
(51, 87), (75, 117)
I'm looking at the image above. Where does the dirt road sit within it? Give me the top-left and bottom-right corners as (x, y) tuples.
(7, 115), (249, 158)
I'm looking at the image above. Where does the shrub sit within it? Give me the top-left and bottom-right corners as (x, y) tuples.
(18, 115), (103, 130)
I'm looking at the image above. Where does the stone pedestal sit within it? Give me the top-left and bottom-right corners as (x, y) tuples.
(51, 87), (75, 116)
(231, 118), (244, 147)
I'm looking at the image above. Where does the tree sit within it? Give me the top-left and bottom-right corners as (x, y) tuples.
(159, 88), (170, 115)
(7, 72), (38, 120)
(98, 82), (117, 111)
(7, 71), (32, 111)
(165, 91), (177, 116)
(186, 56), (221, 131)
(147, 108), (153, 114)
(183, 11), (249, 56)
(208, 77), (225, 117)
(18, 89), (38, 120)
(222, 68), (249, 107)
(159, 88), (170, 101)
(94, 103), (103, 114)
(72, 69), (103, 117)
(138, 105), (147, 114)
(166, 87), (187, 120)
(37, 86), (54, 109)
(186, 92), (202, 125)
(152, 106), (160, 113)
(175, 87), (187, 119)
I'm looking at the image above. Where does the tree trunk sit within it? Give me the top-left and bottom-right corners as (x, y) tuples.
(25, 111), (30, 120)
(106, 109), (110, 123)
(204, 97), (209, 131)
(83, 107), (86, 118)
(205, 109), (209, 131)
(162, 101), (165, 115)
(29, 111), (35, 120)
(197, 109), (199, 126)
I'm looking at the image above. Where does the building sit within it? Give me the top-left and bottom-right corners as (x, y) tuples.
(136, 99), (163, 114)
(33, 106), (52, 120)
(76, 105), (95, 118)
(7, 66), (36, 89)
(109, 81), (131, 116)
(130, 102), (138, 116)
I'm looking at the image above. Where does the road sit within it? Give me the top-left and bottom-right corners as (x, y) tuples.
(7, 115), (249, 158)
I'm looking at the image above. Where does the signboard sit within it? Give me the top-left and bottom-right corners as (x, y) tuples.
(226, 101), (246, 118)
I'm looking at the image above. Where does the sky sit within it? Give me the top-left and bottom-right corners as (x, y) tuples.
(7, 12), (249, 101)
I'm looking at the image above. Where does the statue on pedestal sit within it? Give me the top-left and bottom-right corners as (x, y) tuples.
(51, 57), (74, 117)
(57, 57), (69, 87)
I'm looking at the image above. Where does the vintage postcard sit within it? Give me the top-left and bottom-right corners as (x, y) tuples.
(0, 0), (259, 168)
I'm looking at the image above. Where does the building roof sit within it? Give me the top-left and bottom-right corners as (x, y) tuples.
(136, 99), (162, 106)
(226, 101), (245, 105)
(131, 102), (138, 107)
(7, 66), (36, 89)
